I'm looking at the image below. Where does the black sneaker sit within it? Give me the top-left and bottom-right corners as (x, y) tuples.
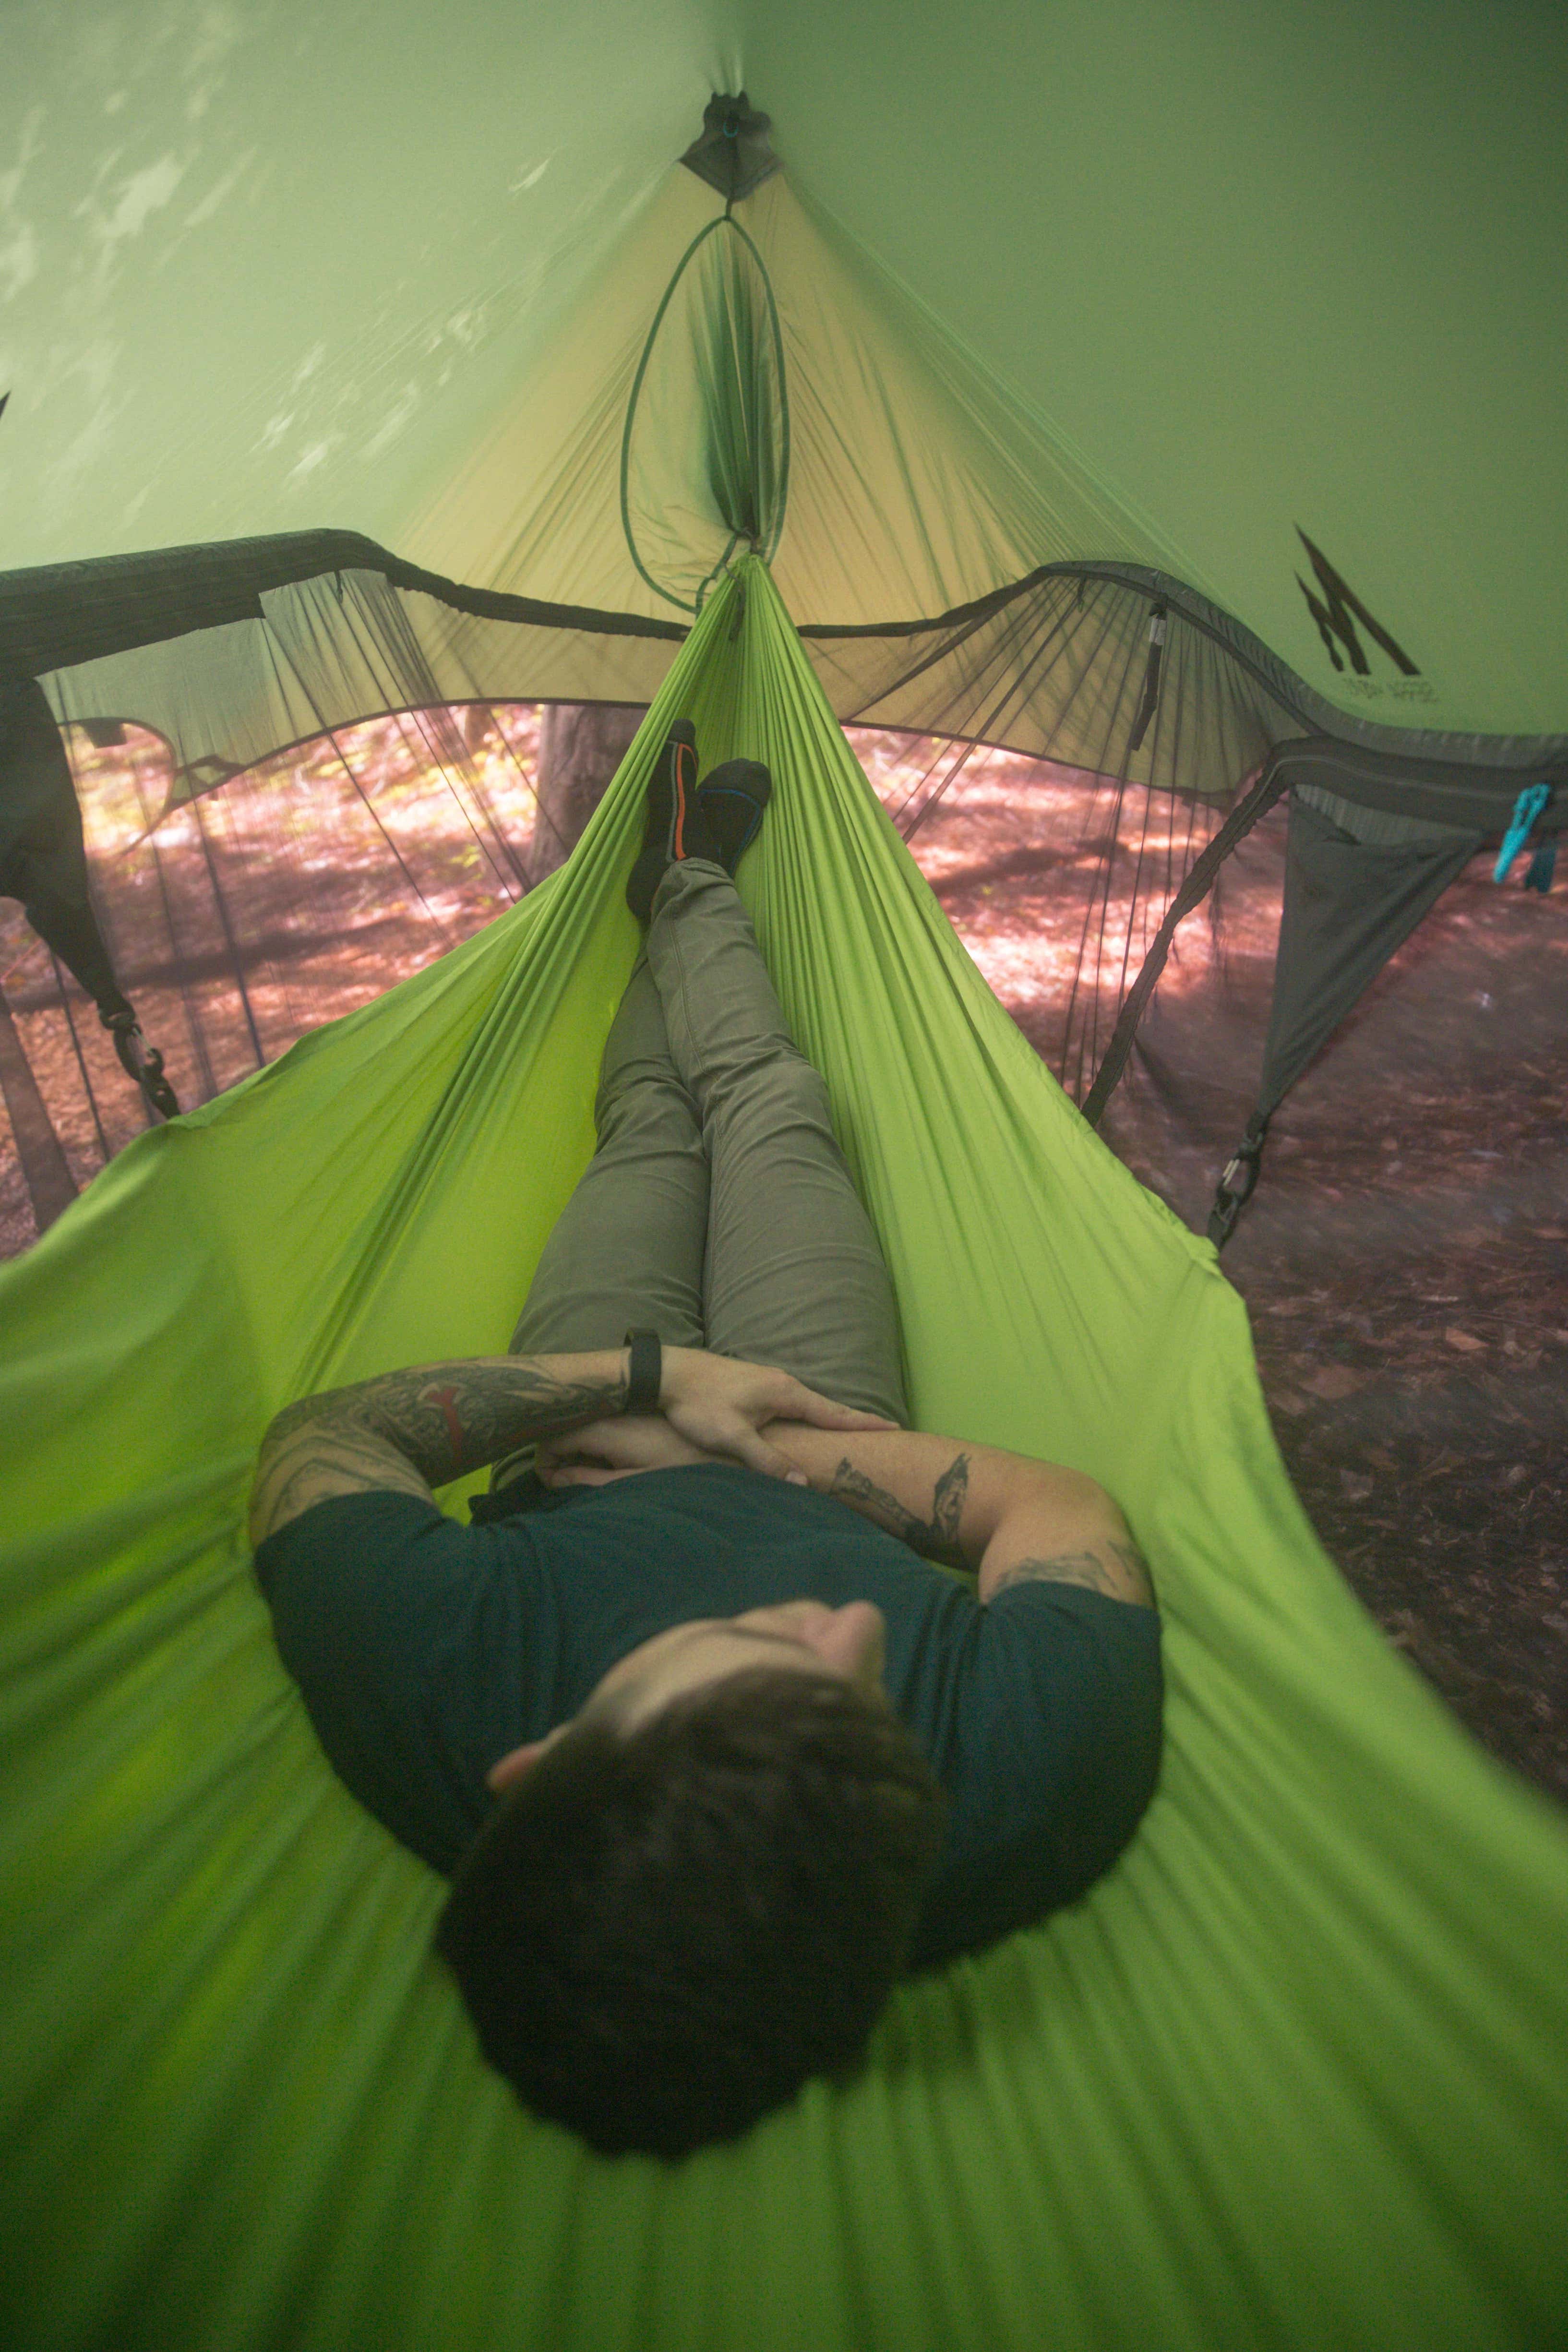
(685, 758), (773, 876)
(625, 721), (699, 922)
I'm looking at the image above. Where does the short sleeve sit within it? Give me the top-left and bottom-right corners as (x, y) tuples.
(908, 1583), (1163, 1970)
(254, 1491), (545, 1874)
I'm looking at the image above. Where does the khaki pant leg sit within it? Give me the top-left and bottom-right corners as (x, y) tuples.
(646, 861), (907, 1425)
(491, 958), (707, 1491)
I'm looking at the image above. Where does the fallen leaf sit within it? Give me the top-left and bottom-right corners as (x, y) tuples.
(1443, 1328), (1487, 1353)
(1302, 1365), (1366, 1400)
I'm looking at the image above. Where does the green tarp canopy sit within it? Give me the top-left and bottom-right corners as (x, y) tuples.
(5, 0), (1565, 742)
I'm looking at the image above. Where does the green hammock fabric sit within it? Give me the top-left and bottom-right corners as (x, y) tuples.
(3, 561), (1564, 2352)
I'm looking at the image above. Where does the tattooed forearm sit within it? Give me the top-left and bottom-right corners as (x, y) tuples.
(828, 1451), (973, 1570)
(986, 1539), (1155, 1609)
(265, 1357), (626, 1483)
(251, 1424), (434, 1530)
(250, 1353), (626, 1541)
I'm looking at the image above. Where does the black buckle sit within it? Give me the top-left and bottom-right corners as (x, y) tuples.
(103, 1009), (181, 1121)
(1207, 1116), (1269, 1248)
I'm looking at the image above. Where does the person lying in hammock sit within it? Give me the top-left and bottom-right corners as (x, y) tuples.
(248, 723), (1162, 2162)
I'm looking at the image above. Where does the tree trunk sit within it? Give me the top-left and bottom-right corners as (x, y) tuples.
(0, 977), (77, 1235)
(529, 705), (646, 882)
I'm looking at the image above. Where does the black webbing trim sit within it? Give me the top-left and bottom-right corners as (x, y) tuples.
(9, 533), (1562, 813)
(1252, 737), (1565, 836)
(380, 554), (688, 640)
(0, 531), (687, 677)
(802, 563), (1568, 789)
(1079, 753), (1293, 1130)
(798, 564), (1066, 644)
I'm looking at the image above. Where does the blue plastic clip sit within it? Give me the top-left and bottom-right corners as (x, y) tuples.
(1494, 783), (1552, 883)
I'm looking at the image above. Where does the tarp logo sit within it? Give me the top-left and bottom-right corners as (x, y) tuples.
(1294, 529), (1419, 678)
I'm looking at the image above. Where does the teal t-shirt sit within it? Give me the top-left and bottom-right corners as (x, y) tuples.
(254, 1463), (1162, 1972)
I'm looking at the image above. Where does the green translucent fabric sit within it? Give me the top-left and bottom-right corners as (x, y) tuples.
(3, 562), (1564, 2352)
(10, 2), (1566, 736)
(409, 169), (1168, 637)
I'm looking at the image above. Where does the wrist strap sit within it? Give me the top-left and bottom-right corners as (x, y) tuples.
(622, 1328), (662, 1416)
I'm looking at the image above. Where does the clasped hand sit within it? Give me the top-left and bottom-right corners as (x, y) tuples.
(538, 1346), (895, 1488)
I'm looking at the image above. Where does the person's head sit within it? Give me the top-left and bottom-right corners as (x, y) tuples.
(434, 1600), (945, 2160)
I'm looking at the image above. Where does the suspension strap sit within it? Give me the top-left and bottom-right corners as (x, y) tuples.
(618, 212), (790, 615)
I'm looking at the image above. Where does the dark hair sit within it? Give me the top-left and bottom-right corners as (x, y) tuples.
(434, 1666), (945, 2159)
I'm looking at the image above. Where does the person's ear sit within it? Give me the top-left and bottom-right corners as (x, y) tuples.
(486, 1739), (551, 1792)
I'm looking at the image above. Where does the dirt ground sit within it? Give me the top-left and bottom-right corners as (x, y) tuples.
(4, 718), (1565, 1809)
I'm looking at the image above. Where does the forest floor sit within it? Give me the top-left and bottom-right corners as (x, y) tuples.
(4, 719), (1566, 1809)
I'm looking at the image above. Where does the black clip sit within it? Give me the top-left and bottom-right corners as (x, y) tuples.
(1207, 1114), (1269, 1248)
(103, 1008), (181, 1121)
(1126, 602), (1167, 755)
